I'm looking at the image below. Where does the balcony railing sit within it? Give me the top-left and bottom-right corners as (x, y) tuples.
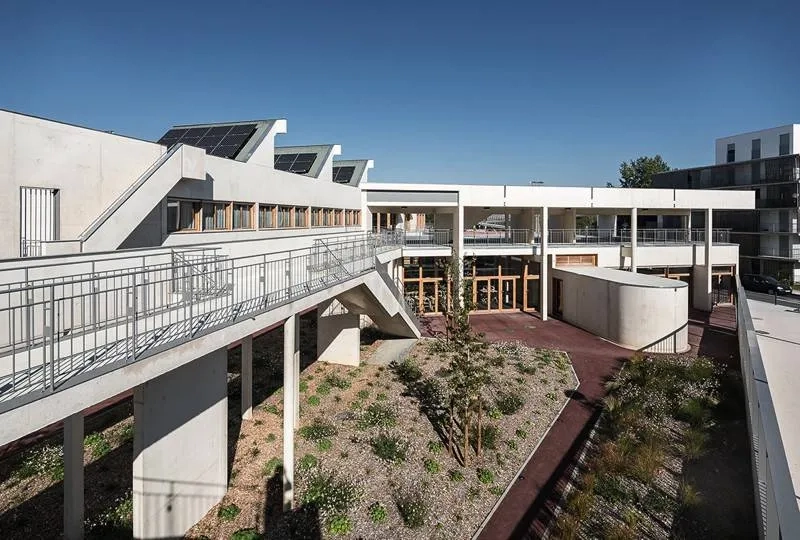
(549, 228), (731, 245)
(0, 235), (397, 413)
(759, 247), (800, 259)
(463, 229), (532, 246)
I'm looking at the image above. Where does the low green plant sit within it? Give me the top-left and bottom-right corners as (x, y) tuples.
(678, 481), (702, 508)
(505, 439), (518, 451)
(218, 503), (241, 522)
(262, 457), (282, 477)
(554, 513), (580, 540)
(327, 515), (353, 535)
(545, 392), (557, 402)
(316, 382), (332, 396)
(307, 395), (321, 406)
(370, 433), (409, 463)
(477, 468), (494, 484)
(230, 528), (261, 540)
(565, 489), (595, 520)
(683, 427), (710, 460)
(480, 424), (500, 450)
(489, 486), (504, 496)
(317, 438), (333, 452)
(263, 404), (280, 415)
(298, 454), (318, 471)
(642, 487), (674, 515)
(395, 488), (429, 528)
(376, 392), (388, 401)
(467, 486), (481, 500)
(487, 407), (503, 420)
(84, 432), (112, 459)
(427, 440), (444, 454)
(349, 400), (363, 410)
(114, 423), (134, 444)
(423, 458), (441, 474)
(299, 418), (338, 441)
(15, 444), (64, 481)
(301, 471), (361, 517)
(266, 433), (277, 443)
(368, 501), (388, 523)
(495, 392), (525, 415)
(325, 373), (352, 390)
(448, 469), (465, 482)
(594, 474), (629, 504)
(391, 357), (423, 383)
(358, 402), (398, 429)
(85, 490), (133, 534)
(357, 389), (370, 400)
(515, 428), (527, 439)
(299, 380), (309, 393)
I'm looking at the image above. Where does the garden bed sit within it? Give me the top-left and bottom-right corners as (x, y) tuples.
(189, 339), (578, 539)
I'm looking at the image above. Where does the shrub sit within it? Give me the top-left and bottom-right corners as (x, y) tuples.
(299, 380), (308, 393)
(357, 389), (370, 400)
(392, 357), (423, 383)
(299, 418), (338, 442)
(262, 457), (282, 477)
(477, 468), (494, 484)
(301, 471), (361, 519)
(368, 502), (388, 523)
(15, 444), (64, 481)
(678, 481), (702, 508)
(489, 486), (504, 496)
(594, 474), (629, 504)
(642, 487), (675, 515)
(307, 395), (321, 406)
(554, 513), (580, 540)
(683, 427), (709, 460)
(84, 432), (112, 459)
(565, 489), (595, 520)
(677, 398), (710, 428)
(448, 469), (465, 482)
(515, 428), (527, 439)
(505, 439), (518, 451)
(395, 489), (429, 528)
(231, 529), (261, 540)
(480, 424), (500, 450)
(358, 402), (398, 429)
(427, 440), (444, 454)
(298, 454), (318, 471)
(423, 458), (441, 474)
(317, 438), (333, 452)
(370, 433), (409, 463)
(218, 503), (241, 522)
(316, 382), (332, 396)
(327, 515), (353, 535)
(487, 407), (503, 420)
(325, 373), (352, 390)
(495, 392), (525, 415)
(263, 404), (280, 415)
(266, 433), (277, 443)
(376, 392), (388, 401)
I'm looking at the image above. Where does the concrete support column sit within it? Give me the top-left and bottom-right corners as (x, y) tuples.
(317, 301), (360, 366)
(453, 204), (465, 307)
(541, 207), (549, 321)
(686, 211), (692, 231)
(597, 214), (617, 237)
(566, 208), (577, 242)
(133, 348), (227, 539)
(241, 336), (253, 420)
(656, 215), (664, 229)
(64, 412), (84, 540)
(283, 314), (298, 510)
(705, 207), (713, 304)
(630, 207), (638, 273)
(293, 318), (300, 426)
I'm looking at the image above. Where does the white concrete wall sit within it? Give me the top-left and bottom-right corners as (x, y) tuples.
(551, 267), (689, 351)
(715, 125), (799, 164)
(133, 348), (227, 539)
(0, 111), (165, 258)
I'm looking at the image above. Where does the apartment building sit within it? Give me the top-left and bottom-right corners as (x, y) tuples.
(0, 109), (755, 539)
(653, 125), (800, 282)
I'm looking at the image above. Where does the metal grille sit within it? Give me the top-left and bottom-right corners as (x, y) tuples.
(19, 187), (59, 257)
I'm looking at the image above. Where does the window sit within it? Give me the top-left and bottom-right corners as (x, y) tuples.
(323, 208), (334, 226)
(334, 209), (343, 226)
(168, 200), (199, 232)
(726, 143), (735, 163)
(277, 206), (292, 228)
(232, 203), (252, 229)
(751, 138), (761, 160)
(310, 208), (321, 227)
(259, 205), (275, 228)
(779, 133), (790, 155)
(202, 202), (227, 230)
(294, 207), (307, 228)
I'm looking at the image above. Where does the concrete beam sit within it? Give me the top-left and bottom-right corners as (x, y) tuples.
(241, 336), (253, 420)
(64, 412), (84, 540)
(132, 349), (227, 539)
(283, 314), (297, 510)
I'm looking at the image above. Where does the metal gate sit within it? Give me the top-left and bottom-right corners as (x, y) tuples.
(19, 187), (59, 257)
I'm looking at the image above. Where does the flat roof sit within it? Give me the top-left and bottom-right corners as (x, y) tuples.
(747, 299), (800, 501)
(557, 266), (688, 288)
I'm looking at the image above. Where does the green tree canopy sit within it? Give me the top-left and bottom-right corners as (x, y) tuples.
(608, 155), (671, 188)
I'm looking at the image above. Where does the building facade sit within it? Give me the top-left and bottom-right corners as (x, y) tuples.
(654, 125), (800, 282)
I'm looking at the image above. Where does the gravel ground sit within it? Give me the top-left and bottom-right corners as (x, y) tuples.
(189, 339), (577, 539)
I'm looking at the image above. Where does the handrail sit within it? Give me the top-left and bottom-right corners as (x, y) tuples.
(78, 144), (183, 242)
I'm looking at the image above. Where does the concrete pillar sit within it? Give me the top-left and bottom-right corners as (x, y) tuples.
(541, 207), (549, 321)
(64, 412), (84, 540)
(317, 302), (360, 366)
(656, 215), (664, 229)
(598, 214), (617, 236)
(283, 314), (298, 510)
(293, 318), (300, 426)
(705, 207), (713, 306)
(133, 348), (227, 540)
(453, 204), (465, 307)
(241, 336), (253, 420)
(566, 209), (577, 242)
(630, 207), (638, 273)
(686, 211), (692, 231)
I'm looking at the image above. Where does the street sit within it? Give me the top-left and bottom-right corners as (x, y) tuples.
(745, 290), (800, 309)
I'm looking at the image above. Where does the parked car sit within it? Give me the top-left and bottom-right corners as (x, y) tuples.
(741, 274), (792, 295)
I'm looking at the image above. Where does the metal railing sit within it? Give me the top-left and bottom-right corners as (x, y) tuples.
(548, 228), (732, 245)
(463, 229), (532, 246)
(0, 235), (392, 412)
(735, 278), (800, 539)
(19, 239), (44, 258)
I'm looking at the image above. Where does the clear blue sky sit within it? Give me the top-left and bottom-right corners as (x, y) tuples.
(1, 0), (798, 185)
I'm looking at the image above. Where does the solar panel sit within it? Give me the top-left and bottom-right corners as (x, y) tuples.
(273, 152), (318, 175)
(332, 166), (356, 183)
(156, 123), (258, 159)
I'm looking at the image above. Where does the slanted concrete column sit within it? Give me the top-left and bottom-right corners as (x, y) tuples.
(541, 207), (549, 321)
(630, 207), (638, 273)
(133, 348), (227, 540)
(283, 314), (298, 510)
(64, 412), (84, 540)
(317, 301), (360, 366)
(241, 336), (253, 420)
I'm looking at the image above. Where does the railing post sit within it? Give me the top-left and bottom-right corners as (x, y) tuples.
(287, 251), (293, 299)
(131, 272), (138, 360)
(48, 285), (55, 390)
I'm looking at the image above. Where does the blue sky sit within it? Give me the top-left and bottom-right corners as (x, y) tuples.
(1, 0), (798, 185)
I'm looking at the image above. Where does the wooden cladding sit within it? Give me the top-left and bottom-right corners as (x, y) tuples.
(554, 254), (598, 267)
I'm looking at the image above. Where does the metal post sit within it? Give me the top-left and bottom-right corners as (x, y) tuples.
(48, 285), (55, 390)
(131, 273), (138, 360)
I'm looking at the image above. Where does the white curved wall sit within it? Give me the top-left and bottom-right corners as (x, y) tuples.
(551, 267), (689, 352)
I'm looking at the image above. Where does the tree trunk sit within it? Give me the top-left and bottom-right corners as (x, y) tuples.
(477, 399), (483, 458)
(462, 406), (470, 466)
(448, 401), (455, 457)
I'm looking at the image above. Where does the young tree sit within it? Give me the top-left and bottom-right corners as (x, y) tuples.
(608, 155), (671, 188)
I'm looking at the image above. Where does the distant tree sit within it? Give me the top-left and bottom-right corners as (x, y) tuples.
(607, 155), (671, 188)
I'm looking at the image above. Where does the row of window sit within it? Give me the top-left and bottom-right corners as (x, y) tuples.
(726, 133), (791, 163)
(167, 199), (361, 233)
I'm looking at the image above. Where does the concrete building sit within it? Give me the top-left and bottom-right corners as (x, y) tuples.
(0, 109), (757, 538)
(654, 125), (800, 283)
